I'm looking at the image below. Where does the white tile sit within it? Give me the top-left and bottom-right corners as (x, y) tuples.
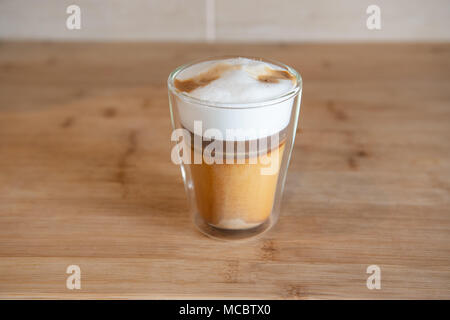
(215, 0), (450, 42)
(0, 0), (206, 41)
(1, 0), (449, 41)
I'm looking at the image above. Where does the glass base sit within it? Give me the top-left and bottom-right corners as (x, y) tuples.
(193, 214), (276, 241)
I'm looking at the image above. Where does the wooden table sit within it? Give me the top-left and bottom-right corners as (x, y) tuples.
(0, 42), (449, 299)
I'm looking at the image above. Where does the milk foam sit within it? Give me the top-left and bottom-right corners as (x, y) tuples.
(172, 57), (299, 141)
(176, 58), (295, 103)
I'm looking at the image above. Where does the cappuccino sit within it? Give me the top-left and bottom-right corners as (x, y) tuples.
(168, 57), (301, 239)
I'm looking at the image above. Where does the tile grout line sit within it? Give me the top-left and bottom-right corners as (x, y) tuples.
(205, 0), (216, 42)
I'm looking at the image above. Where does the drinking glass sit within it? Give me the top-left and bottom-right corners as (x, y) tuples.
(168, 56), (302, 240)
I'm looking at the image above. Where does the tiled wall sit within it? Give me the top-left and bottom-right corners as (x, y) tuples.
(1, 0), (449, 42)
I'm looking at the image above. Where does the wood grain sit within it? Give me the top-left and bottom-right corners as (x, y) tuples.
(0, 42), (449, 299)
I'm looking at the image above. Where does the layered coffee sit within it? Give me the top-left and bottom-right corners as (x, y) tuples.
(171, 57), (298, 231)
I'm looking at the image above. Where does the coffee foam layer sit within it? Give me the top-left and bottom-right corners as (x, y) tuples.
(175, 58), (295, 103)
(173, 58), (299, 141)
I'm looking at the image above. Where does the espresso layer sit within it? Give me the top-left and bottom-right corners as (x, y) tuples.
(184, 127), (287, 161)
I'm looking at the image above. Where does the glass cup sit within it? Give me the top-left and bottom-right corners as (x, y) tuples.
(168, 56), (302, 240)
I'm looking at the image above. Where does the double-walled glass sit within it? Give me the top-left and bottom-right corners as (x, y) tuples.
(168, 57), (302, 240)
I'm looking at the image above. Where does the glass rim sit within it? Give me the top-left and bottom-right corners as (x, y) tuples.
(167, 55), (302, 109)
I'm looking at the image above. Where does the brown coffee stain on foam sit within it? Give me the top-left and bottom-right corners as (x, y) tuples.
(174, 62), (240, 93)
(257, 67), (296, 84)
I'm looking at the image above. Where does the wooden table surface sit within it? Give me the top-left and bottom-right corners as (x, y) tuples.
(0, 42), (449, 299)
